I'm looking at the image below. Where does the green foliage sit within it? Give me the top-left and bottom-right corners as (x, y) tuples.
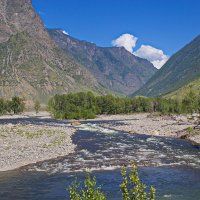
(48, 92), (184, 119)
(68, 174), (106, 200)
(120, 164), (155, 200)
(182, 90), (199, 114)
(68, 164), (156, 200)
(186, 127), (194, 134)
(34, 100), (41, 114)
(165, 77), (200, 100)
(0, 96), (25, 115)
(48, 92), (97, 120)
(10, 96), (25, 114)
(168, 89), (200, 114)
(0, 98), (7, 115)
(48, 90), (200, 120)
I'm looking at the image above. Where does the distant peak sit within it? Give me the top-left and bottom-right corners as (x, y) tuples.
(62, 30), (69, 35)
(48, 29), (70, 36)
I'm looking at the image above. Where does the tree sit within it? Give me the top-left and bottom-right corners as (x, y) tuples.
(10, 96), (25, 114)
(0, 98), (7, 115)
(48, 91), (193, 119)
(34, 100), (41, 114)
(182, 90), (198, 114)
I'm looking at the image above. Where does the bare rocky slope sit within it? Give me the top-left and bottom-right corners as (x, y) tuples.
(0, 0), (105, 103)
(48, 29), (157, 95)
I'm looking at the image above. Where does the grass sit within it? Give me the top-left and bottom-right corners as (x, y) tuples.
(50, 135), (66, 146)
(15, 127), (46, 139)
(15, 127), (65, 139)
(186, 127), (194, 134)
(165, 77), (200, 99)
(11, 125), (70, 148)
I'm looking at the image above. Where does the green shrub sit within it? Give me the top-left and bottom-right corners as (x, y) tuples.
(10, 96), (25, 114)
(186, 127), (194, 134)
(120, 164), (156, 200)
(182, 90), (199, 114)
(68, 164), (156, 200)
(34, 100), (41, 114)
(68, 174), (106, 200)
(0, 98), (7, 115)
(0, 96), (25, 115)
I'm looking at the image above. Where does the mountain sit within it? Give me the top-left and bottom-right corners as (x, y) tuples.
(0, 0), (105, 103)
(48, 29), (157, 95)
(134, 35), (200, 97)
(164, 77), (200, 99)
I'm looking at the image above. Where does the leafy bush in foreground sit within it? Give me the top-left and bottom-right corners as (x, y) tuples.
(120, 164), (155, 200)
(68, 164), (156, 200)
(68, 174), (106, 200)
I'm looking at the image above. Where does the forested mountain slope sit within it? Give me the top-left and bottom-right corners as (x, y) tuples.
(134, 35), (200, 97)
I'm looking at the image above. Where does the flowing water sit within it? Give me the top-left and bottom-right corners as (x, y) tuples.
(0, 121), (200, 199)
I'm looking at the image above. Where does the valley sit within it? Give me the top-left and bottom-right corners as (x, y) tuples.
(0, 0), (200, 199)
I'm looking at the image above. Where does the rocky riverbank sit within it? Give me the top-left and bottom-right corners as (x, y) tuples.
(94, 113), (200, 144)
(1, 112), (199, 172)
(0, 113), (76, 172)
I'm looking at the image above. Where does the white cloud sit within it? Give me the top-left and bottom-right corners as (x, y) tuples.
(112, 34), (138, 53)
(133, 45), (168, 69)
(112, 34), (169, 69)
(151, 59), (168, 69)
(62, 30), (69, 35)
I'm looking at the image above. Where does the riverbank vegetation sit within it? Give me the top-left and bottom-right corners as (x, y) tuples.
(68, 164), (156, 200)
(0, 96), (25, 115)
(48, 90), (200, 120)
(34, 100), (41, 114)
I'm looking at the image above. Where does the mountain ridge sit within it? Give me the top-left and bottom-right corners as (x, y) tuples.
(0, 0), (157, 104)
(134, 34), (200, 97)
(0, 0), (106, 103)
(48, 29), (157, 95)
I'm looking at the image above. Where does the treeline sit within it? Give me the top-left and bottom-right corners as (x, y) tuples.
(0, 96), (25, 115)
(48, 90), (199, 120)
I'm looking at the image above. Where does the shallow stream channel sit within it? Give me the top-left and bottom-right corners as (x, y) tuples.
(0, 120), (200, 200)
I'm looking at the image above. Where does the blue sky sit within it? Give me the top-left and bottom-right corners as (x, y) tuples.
(32, 0), (200, 68)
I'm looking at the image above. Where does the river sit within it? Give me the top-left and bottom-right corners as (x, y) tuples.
(0, 121), (200, 199)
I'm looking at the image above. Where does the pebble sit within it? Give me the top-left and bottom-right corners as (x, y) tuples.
(0, 124), (76, 171)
